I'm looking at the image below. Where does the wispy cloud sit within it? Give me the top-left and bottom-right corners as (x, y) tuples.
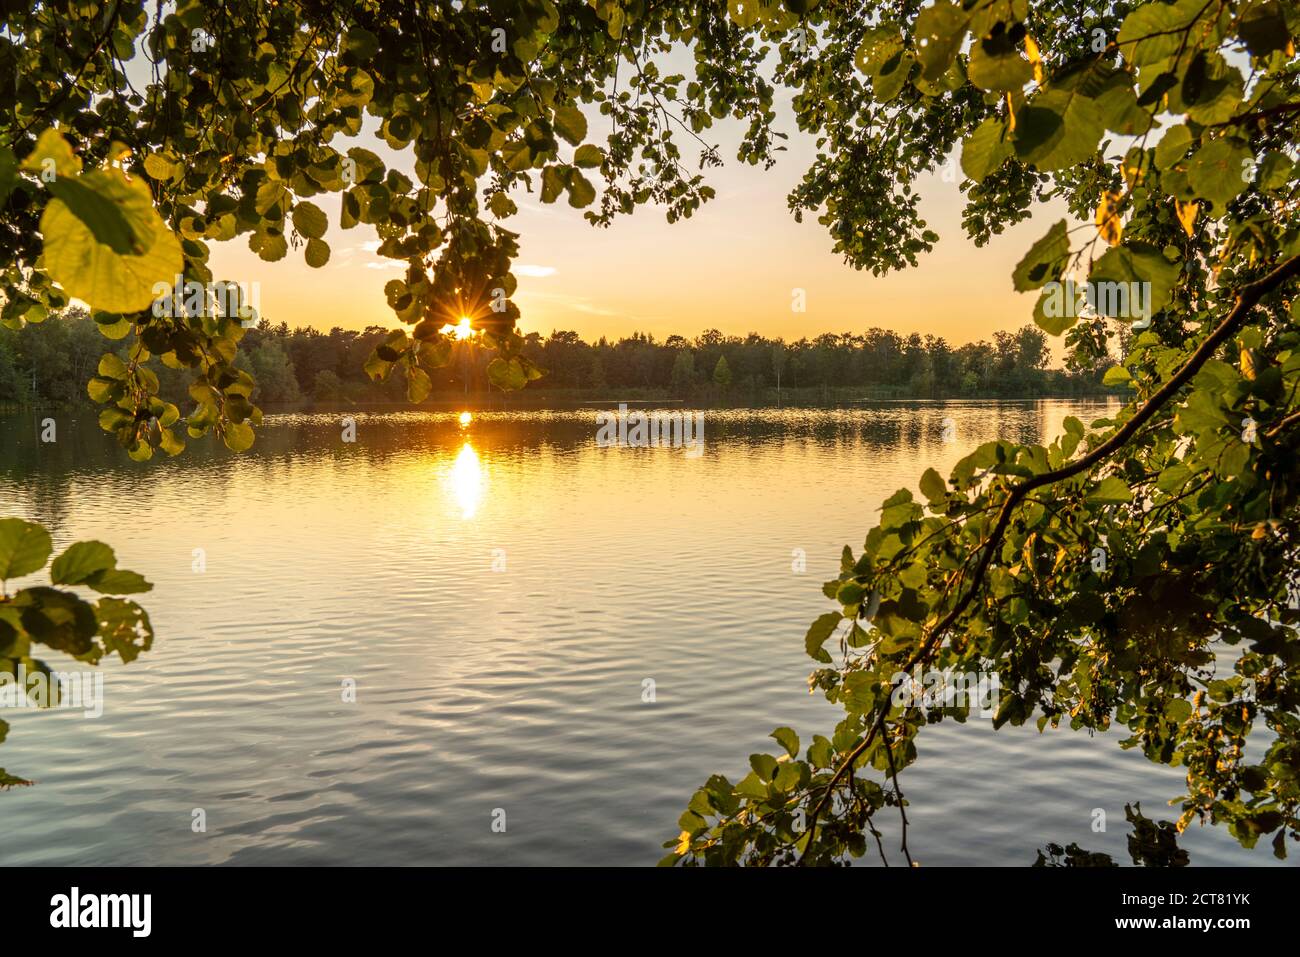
(572, 301), (620, 317)
(514, 264), (557, 278)
(517, 289), (621, 317)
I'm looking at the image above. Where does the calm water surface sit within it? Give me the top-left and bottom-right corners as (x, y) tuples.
(0, 401), (1285, 866)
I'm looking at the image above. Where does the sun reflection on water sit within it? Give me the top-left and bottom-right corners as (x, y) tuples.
(447, 441), (484, 519)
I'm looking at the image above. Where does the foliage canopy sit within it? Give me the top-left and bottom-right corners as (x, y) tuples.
(3, 0), (1300, 864)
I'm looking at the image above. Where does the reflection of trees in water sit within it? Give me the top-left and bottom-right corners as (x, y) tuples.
(1033, 803), (1190, 867)
(0, 412), (128, 531)
(0, 402), (1117, 527)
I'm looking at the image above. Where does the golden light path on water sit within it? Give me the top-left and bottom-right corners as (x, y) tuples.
(447, 440), (484, 520)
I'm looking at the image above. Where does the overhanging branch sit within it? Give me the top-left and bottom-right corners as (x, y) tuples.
(797, 251), (1300, 864)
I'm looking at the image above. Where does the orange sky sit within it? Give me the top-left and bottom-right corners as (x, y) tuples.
(207, 106), (1067, 348)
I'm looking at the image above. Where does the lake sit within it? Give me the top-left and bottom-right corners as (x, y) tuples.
(0, 400), (1283, 866)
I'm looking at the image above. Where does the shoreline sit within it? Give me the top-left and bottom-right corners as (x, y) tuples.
(0, 390), (1125, 417)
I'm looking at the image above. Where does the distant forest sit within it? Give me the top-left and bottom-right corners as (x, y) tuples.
(0, 309), (1116, 407)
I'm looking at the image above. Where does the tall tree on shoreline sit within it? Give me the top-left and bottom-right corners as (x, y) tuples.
(712, 353), (732, 390)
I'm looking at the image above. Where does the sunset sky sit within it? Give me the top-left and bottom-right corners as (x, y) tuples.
(208, 92), (1067, 349)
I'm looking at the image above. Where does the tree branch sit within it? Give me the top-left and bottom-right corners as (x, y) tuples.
(797, 251), (1300, 864)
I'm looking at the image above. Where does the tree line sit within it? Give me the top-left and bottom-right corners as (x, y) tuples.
(0, 309), (1115, 407)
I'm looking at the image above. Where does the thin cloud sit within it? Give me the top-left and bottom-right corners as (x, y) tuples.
(514, 264), (557, 277)
(517, 289), (621, 317)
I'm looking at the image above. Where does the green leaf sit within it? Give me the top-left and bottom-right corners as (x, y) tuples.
(418, 337), (454, 368)
(864, 38), (914, 102)
(50, 540), (116, 586)
(1032, 284), (1078, 336)
(344, 28), (379, 60)
(1165, 698), (1192, 723)
(807, 735), (834, 768)
(1238, 1), (1291, 57)
(1089, 476), (1134, 504)
(749, 752), (779, 782)
(222, 421), (255, 452)
(836, 581), (865, 605)
(573, 144), (604, 168)
(99, 407), (133, 432)
(292, 201), (328, 239)
(565, 169), (596, 208)
(99, 353), (127, 378)
(735, 770), (768, 799)
(46, 176), (142, 254)
(842, 671), (876, 713)
(804, 611), (842, 663)
(770, 727), (800, 758)
(1175, 386), (1229, 433)
(21, 128), (82, 177)
(304, 237), (330, 267)
(1089, 242), (1181, 317)
(365, 329), (407, 381)
(1181, 53), (1244, 126)
(158, 427), (185, 457)
(0, 519), (53, 581)
(1259, 151), (1294, 191)
(142, 151), (181, 182)
(1118, 2), (1202, 67)
(40, 167), (183, 313)
(1014, 89), (1104, 171)
(13, 586), (98, 654)
(345, 147), (384, 184)
(86, 568), (151, 595)
(406, 366), (431, 402)
(992, 693), (1020, 729)
(1154, 124), (1193, 170)
(1093, 72), (1150, 135)
(552, 105), (588, 145)
(919, 467), (947, 504)
(86, 377), (117, 403)
(774, 761), (805, 792)
(1187, 138), (1252, 211)
(127, 441), (154, 462)
(913, 1), (969, 80)
(486, 357), (528, 390)
(1102, 365), (1132, 386)
(967, 34), (1031, 92)
(92, 312), (131, 340)
(95, 597), (154, 663)
(541, 165), (565, 204)
(961, 116), (1011, 182)
(0, 769), (34, 789)
(1013, 219), (1069, 291)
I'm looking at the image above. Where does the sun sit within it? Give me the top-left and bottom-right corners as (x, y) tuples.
(444, 317), (473, 340)
(458, 411), (472, 426)
(437, 316), (475, 340)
